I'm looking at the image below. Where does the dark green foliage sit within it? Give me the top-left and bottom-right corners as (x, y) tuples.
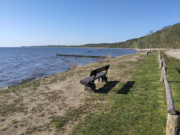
(83, 23), (180, 48)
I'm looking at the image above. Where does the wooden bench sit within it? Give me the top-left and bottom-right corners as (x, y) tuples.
(80, 65), (110, 91)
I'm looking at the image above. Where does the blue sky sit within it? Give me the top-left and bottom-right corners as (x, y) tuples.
(0, 0), (180, 47)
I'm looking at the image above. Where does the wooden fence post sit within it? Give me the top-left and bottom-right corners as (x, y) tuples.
(159, 59), (163, 69)
(162, 58), (167, 71)
(158, 50), (161, 62)
(163, 73), (175, 114)
(158, 52), (180, 135)
(160, 66), (165, 82)
(166, 113), (180, 135)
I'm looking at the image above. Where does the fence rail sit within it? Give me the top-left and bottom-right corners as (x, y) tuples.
(158, 50), (180, 135)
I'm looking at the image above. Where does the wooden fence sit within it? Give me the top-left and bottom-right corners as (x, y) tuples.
(158, 50), (180, 135)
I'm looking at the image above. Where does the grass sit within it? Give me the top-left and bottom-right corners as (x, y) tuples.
(0, 97), (26, 116)
(161, 52), (180, 111)
(0, 80), (41, 94)
(46, 91), (62, 102)
(70, 52), (167, 135)
(50, 105), (88, 131)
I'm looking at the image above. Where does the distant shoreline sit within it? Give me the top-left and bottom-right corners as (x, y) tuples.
(26, 46), (171, 52)
(27, 46), (141, 51)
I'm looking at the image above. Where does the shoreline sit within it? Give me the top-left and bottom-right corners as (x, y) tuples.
(3, 48), (179, 90)
(0, 49), (139, 90)
(2, 48), (178, 90)
(21, 46), (174, 51)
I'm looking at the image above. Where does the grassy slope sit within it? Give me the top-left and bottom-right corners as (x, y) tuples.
(71, 52), (167, 135)
(83, 23), (180, 48)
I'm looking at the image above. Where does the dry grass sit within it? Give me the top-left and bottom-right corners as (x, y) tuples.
(98, 54), (112, 63)
(70, 63), (83, 70)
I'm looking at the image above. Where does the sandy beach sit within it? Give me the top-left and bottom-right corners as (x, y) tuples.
(165, 49), (180, 60)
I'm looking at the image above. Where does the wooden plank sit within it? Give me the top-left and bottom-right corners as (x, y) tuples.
(56, 54), (113, 58)
(80, 72), (106, 85)
(80, 75), (94, 85)
(90, 65), (110, 76)
(159, 54), (175, 114)
(164, 73), (176, 115)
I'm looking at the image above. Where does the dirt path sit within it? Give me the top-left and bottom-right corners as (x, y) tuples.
(0, 69), (89, 135)
(165, 49), (180, 60)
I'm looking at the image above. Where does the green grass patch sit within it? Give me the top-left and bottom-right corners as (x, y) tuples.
(161, 52), (180, 111)
(50, 105), (88, 131)
(71, 52), (167, 135)
(51, 116), (68, 128)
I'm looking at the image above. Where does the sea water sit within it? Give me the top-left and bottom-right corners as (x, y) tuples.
(0, 47), (138, 88)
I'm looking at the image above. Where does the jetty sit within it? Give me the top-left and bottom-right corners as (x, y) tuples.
(56, 54), (113, 58)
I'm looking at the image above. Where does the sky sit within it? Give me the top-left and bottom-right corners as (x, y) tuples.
(0, 0), (180, 47)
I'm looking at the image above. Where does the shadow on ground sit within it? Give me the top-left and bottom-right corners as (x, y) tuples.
(118, 81), (135, 94)
(95, 81), (119, 94)
(177, 69), (180, 74)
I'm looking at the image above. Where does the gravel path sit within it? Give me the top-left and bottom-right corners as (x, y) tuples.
(165, 49), (180, 60)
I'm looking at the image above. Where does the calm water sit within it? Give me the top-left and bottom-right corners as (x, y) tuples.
(0, 47), (138, 88)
